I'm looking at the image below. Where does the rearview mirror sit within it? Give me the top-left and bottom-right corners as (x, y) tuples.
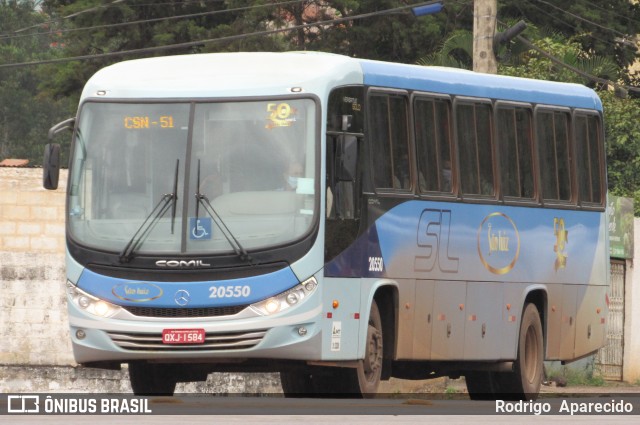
(43, 143), (61, 190)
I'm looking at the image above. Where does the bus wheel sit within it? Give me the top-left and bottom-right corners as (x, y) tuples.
(128, 362), (177, 396)
(501, 303), (544, 400)
(343, 300), (383, 397)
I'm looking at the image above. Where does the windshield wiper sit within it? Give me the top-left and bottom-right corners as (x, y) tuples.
(195, 159), (252, 263)
(119, 159), (180, 263)
(170, 159), (179, 234)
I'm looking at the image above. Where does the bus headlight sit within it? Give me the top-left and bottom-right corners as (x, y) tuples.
(250, 277), (317, 316)
(66, 281), (120, 318)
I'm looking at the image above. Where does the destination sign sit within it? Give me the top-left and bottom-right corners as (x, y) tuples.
(123, 115), (174, 129)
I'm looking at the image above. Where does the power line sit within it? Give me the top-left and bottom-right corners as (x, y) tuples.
(9, 0), (127, 35)
(530, 0), (629, 39)
(511, 2), (640, 95)
(575, 0), (640, 29)
(438, 4), (640, 95)
(0, 1), (441, 69)
(1, 0), (307, 42)
(519, 0), (623, 50)
(7, 0), (228, 35)
(99, 0), (226, 8)
(512, 34), (640, 94)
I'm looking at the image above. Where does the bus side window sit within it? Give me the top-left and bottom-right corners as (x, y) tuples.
(456, 101), (494, 196)
(537, 110), (571, 202)
(369, 93), (411, 191)
(575, 114), (603, 205)
(414, 97), (453, 193)
(496, 105), (534, 199)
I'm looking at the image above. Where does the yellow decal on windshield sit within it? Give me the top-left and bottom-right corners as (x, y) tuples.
(266, 103), (297, 129)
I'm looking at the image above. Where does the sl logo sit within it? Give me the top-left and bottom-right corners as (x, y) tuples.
(553, 217), (568, 271)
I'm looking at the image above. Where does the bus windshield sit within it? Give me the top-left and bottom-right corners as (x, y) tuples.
(68, 99), (317, 256)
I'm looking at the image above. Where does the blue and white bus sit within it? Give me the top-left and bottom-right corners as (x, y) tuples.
(43, 51), (609, 399)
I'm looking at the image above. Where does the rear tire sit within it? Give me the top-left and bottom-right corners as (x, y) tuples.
(500, 303), (544, 400)
(129, 362), (177, 396)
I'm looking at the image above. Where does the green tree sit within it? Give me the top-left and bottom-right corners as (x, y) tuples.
(41, 0), (247, 98)
(500, 0), (640, 86)
(601, 91), (640, 215)
(0, 0), (74, 163)
(499, 28), (619, 85)
(297, 0), (472, 63)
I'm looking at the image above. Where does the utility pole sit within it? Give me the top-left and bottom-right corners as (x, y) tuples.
(473, 0), (497, 74)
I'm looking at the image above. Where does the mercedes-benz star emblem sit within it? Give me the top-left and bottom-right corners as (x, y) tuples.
(174, 289), (191, 306)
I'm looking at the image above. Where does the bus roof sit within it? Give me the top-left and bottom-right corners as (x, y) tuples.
(358, 59), (602, 111)
(82, 51), (602, 111)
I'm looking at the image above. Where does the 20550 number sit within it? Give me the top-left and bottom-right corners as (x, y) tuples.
(209, 285), (251, 299)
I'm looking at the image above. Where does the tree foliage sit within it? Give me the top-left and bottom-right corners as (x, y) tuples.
(600, 91), (640, 216)
(0, 0), (74, 162)
(499, 0), (640, 85)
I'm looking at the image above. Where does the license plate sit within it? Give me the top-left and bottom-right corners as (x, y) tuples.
(162, 328), (205, 344)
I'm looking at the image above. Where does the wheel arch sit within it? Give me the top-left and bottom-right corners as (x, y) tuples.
(522, 286), (548, 358)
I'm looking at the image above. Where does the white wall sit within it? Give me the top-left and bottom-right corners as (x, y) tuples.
(622, 218), (640, 383)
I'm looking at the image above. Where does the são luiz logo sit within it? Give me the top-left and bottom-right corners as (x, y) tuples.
(477, 212), (521, 275)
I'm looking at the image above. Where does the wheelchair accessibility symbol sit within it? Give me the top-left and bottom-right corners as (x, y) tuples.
(190, 217), (212, 240)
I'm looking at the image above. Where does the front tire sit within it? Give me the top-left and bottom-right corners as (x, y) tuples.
(356, 301), (384, 395)
(280, 301), (384, 398)
(336, 301), (383, 397)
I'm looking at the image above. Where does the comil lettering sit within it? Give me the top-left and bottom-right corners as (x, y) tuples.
(156, 260), (211, 268)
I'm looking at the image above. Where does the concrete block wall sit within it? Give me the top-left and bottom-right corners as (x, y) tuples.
(0, 168), (67, 254)
(1, 168), (75, 366)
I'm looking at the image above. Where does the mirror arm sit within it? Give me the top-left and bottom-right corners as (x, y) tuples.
(48, 118), (75, 140)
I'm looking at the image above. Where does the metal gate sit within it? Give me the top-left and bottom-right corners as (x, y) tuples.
(595, 260), (625, 380)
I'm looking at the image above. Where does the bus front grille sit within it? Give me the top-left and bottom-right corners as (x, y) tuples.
(122, 305), (248, 318)
(106, 330), (267, 351)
